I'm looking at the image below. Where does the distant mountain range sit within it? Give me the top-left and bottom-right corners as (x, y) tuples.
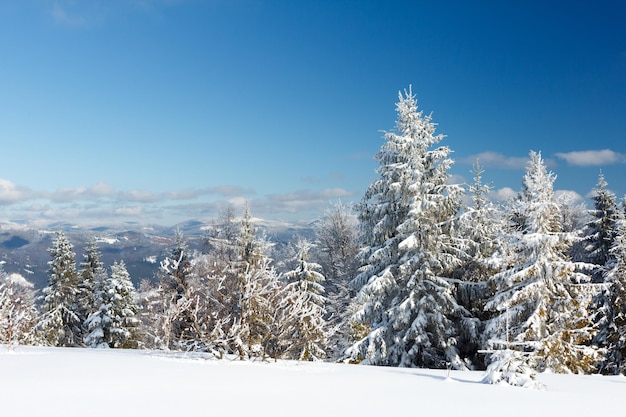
(0, 219), (315, 291)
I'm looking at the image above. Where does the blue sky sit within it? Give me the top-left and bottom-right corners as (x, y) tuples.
(0, 0), (625, 226)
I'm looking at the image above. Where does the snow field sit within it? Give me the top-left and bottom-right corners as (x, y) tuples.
(1, 346), (624, 417)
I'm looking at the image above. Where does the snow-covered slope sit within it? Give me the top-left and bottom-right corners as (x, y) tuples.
(1, 346), (623, 416)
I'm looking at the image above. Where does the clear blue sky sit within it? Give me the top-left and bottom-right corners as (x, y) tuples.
(1, 0), (625, 226)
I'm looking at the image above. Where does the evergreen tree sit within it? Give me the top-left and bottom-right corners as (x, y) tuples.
(156, 229), (195, 348)
(231, 207), (281, 358)
(579, 173), (618, 278)
(281, 239), (328, 361)
(595, 204), (626, 374)
(77, 238), (103, 337)
(237, 256), (281, 359)
(207, 204), (240, 262)
(347, 87), (471, 369)
(314, 201), (359, 359)
(85, 261), (140, 348)
(38, 231), (83, 347)
(168, 228), (192, 299)
(240, 202), (258, 266)
(456, 160), (504, 363)
(481, 348), (544, 389)
(0, 270), (39, 348)
(458, 160), (502, 282)
(315, 201), (360, 284)
(485, 151), (597, 373)
(83, 266), (111, 348)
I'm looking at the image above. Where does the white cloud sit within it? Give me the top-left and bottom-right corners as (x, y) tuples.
(118, 189), (161, 203)
(0, 177), (357, 225)
(205, 185), (256, 197)
(490, 187), (517, 201)
(114, 206), (144, 217)
(252, 188), (356, 216)
(460, 152), (529, 169)
(0, 179), (34, 204)
(555, 149), (626, 166)
(48, 183), (116, 202)
(91, 182), (115, 196)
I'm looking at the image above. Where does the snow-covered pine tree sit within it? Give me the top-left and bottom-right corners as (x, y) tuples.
(177, 205), (281, 359)
(234, 207), (281, 359)
(578, 173), (618, 279)
(206, 204), (240, 263)
(240, 202), (258, 266)
(168, 228), (192, 299)
(77, 238), (103, 338)
(85, 261), (140, 348)
(107, 260), (140, 348)
(481, 347), (545, 389)
(0, 269), (39, 348)
(280, 239), (328, 361)
(83, 266), (111, 348)
(314, 200), (359, 359)
(156, 229), (196, 348)
(315, 201), (360, 284)
(485, 151), (597, 374)
(458, 160), (503, 283)
(456, 160), (504, 363)
(347, 87), (471, 369)
(595, 202), (626, 374)
(38, 231), (83, 347)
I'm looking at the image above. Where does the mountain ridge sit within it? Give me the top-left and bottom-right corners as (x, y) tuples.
(0, 218), (315, 290)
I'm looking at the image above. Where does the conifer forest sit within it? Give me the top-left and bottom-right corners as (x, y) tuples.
(2, 88), (625, 384)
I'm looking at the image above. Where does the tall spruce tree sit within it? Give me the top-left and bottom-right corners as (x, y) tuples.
(485, 151), (597, 373)
(281, 239), (328, 361)
(458, 160), (502, 283)
(77, 239), (103, 338)
(595, 202), (626, 374)
(85, 261), (140, 348)
(579, 173), (618, 277)
(314, 201), (360, 359)
(347, 87), (471, 368)
(456, 161), (504, 363)
(38, 231), (83, 346)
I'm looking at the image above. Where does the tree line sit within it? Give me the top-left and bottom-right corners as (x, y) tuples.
(0, 202), (356, 362)
(1, 87), (625, 383)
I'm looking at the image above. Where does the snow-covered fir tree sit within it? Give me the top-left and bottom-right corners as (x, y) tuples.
(83, 266), (110, 348)
(77, 238), (103, 337)
(458, 160), (503, 283)
(481, 347), (544, 389)
(578, 173), (618, 279)
(314, 200), (359, 359)
(280, 239), (328, 361)
(595, 203), (626, 374)
(167, 228), (192, 300)
(484, 151), (597, 373)
(207, 204), (240, 264)
(315, 201), (360, 284)
(0, 269), (39, 348)
(38, 231), (83, 347)
(347, 87), (472, 369)
(239, 202), (258, 266)
(85, 261), (140, 348)
(163, 229), (195, 346)
(456, 160), (504, 362)
(142, 229), (199, 350)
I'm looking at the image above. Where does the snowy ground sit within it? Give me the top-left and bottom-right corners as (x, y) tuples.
(1, 346), (623, 416)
